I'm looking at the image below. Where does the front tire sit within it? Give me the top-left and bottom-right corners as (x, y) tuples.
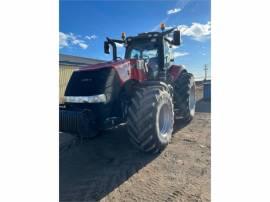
(127, 86), (174, 153)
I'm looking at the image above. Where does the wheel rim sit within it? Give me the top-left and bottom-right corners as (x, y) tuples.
(158, 103), (173, 137)
(189, 83), (196, 112)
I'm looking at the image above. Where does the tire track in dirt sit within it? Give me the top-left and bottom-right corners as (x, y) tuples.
(60, 111), (210, 202)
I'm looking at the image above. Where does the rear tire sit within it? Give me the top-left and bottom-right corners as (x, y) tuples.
(174, 72), (196, 122)
(127, 86), (174, 153)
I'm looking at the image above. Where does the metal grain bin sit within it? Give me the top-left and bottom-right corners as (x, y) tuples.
(203, 81), (211, 100)
(59, 66), (77, 103)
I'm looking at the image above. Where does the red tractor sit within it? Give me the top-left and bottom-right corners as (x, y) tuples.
(60, 24), (196, 153)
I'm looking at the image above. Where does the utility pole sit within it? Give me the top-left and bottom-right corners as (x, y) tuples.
(204, 64), (208, 81)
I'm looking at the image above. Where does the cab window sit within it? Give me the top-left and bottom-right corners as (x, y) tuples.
(164, 41), (172, 68)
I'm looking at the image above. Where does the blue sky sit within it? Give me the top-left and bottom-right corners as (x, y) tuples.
(60, 0), (211, 79)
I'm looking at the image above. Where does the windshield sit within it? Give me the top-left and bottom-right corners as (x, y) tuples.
(125, 42), (159, 60)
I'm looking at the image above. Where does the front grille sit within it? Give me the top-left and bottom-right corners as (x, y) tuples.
(63, 67), (122, 122)
(65, 67), (117, 97)
(59, 110), (80, 133)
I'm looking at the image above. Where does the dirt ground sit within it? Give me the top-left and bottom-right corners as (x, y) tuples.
(60, 85), (211, 202)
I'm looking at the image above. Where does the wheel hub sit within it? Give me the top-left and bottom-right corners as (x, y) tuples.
(158, 103), (173, 137)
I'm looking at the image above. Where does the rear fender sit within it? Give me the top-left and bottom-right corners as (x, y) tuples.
(168, 65), (187, 82)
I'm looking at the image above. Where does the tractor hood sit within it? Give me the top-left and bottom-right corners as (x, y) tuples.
(75, 59), (147, 84)
(78, 59), (134, 72)
(65, 58), (147, 103)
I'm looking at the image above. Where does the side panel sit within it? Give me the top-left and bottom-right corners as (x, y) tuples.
(128, 59), (148, 82)
(111, 59), (147, 84)
(168, 64), (186, 82)
(113, 61), (132, 84)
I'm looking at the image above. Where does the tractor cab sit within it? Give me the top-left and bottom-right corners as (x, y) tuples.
(104, 23), (181, 80)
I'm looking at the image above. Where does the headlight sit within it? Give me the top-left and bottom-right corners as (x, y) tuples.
(64, 94), (107, 103)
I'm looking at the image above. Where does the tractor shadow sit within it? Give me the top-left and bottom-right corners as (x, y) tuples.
(59, 126), (159, 202)
(60, 99), (211, 201)
(173, 98), (211, 132)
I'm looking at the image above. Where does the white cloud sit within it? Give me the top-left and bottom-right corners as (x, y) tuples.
(178, 21), (211, 41)
(85, 35), (97, 40)
(59, 32), (89, 49)
(115, 43), (124, 48)
(59, 32), (69, 48)
(78, 43), (88, 49)
(71, 39), (81, 45)
(167, 8), (182, 15)
(174, 51), (189, 58)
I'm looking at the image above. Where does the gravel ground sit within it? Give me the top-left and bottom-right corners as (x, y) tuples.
(60, 84), (211, 202)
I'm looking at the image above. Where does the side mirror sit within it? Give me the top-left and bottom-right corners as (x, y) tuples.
(173, 30), (181, 46)
(104, 42), (110, 54)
